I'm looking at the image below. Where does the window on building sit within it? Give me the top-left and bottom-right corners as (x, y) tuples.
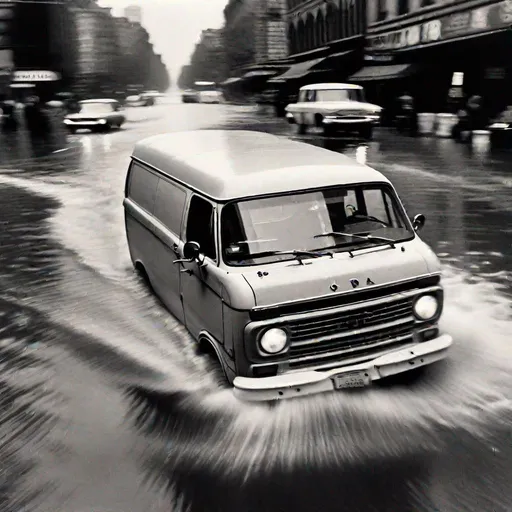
(421, 0), (435, 6)
(153, 179), (187, 235)
(185, 195), (216, 260)
(398, 0), (409, 15)
(128, 162), (159, 213)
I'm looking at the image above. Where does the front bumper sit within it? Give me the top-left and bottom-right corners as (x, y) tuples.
(233, 334), (452, 402)
(323, 116), (380, 126)
(63, 119), (106, 128)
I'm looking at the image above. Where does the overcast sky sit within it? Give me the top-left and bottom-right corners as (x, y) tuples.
(98, 0), (227, 83)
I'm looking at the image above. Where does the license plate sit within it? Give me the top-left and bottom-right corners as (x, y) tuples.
(333, 371), (370, 389)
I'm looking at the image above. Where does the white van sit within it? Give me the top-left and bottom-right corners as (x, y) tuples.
(124, 130), (452, 402)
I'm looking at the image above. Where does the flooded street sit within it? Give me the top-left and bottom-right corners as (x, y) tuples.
(0, 97), (511, 512)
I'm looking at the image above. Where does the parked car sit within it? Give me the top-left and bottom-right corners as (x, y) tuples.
(124, 129), (452, 402)
(125, 93), (156, 107)
(488, 106), (512, 148)
(285, 83), (383, 139)
(63, 99), (125, 133)
(198, 89), (223, 104)
(181, 89), (199, 103)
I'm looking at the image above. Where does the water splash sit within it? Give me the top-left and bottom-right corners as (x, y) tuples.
(1, 173), (512, 479)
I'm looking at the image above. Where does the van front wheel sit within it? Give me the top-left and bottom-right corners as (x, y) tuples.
(134, 263), (153, 293)
(197, 338), (230, 389)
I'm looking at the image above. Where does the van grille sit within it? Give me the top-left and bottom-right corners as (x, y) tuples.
(286, 297), (415, 368)
(289, 297), (411, 343)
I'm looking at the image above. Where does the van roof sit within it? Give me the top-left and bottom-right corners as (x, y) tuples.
(131, 130), (389, 201)
(300, 83), (363, 91)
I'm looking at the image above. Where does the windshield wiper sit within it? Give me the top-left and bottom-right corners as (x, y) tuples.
(247, 249), (334, 265)
(314, 231), (396, 250)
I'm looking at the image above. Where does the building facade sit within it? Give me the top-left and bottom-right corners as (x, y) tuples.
(223, 0), (289, 76)
(262, 0), (366, 110)
(124, 5), (142, 24)
(70, 6), (122, 96)
(357, 0), (512, 117)
(287, 0), (366, 56)
(8, 0), (80, 99)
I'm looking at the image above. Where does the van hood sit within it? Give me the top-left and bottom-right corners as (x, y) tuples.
(242, 243), (435, 307)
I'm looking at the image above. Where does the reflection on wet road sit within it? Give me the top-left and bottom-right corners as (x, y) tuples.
(0, 98), (511, 511)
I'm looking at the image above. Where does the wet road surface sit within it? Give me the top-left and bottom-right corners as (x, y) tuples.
(0, 97), (511, 512)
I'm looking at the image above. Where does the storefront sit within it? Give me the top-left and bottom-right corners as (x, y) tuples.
(9, 70), (61, 102)
(268, 38), (363, 114)
(353, 0), (512, 118)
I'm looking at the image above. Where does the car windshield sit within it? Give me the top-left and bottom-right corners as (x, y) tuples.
(315, 89), (364, 102)
(80, 102), (114, 114)
(221, 184), (414, 266)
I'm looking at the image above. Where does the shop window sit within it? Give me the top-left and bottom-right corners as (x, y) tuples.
(186, 195), (216, 260)
(397, 0), (409, 15)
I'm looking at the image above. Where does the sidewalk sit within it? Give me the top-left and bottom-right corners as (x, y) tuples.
(0, 110), (73, 167)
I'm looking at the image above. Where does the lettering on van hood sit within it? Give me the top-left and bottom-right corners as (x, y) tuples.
(242, 245), (432, 307)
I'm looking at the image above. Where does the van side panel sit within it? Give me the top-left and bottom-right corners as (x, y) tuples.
(149, 178), (188, 324)
(124, 162), (159, 271)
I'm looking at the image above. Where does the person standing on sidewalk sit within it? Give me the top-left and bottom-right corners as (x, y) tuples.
(397, 91), (418, 136)
(466, 95), (487, 131)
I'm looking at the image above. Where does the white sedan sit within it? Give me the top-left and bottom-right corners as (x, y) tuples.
(285, 83), (382, 139)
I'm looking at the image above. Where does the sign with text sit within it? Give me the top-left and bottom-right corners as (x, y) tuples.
(366, 0), (512, 52)
(12, 70), (61, 82)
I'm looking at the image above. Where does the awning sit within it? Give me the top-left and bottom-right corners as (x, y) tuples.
(242, 70), (277, 79)
(349, 64), (415, 82)
(268, 57), (327, 83)
(220, 77), (243, 86)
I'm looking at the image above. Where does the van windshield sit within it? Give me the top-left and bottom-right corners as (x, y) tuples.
(221, 184), (414, 266)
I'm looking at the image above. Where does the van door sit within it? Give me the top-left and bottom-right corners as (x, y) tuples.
(179, 194), (223, 342)
(150, 177), (187, 324)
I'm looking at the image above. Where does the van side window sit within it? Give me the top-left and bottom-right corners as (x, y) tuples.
(186, 196), (216, 260)
(153, 179), (187, 235)
(128, 162), (159, 213)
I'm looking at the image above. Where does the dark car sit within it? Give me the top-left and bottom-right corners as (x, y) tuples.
(181, 89), (198, 103)
(63, 99), (126, 133)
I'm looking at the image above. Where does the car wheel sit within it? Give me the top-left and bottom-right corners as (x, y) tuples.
(359, 125), (373, 140)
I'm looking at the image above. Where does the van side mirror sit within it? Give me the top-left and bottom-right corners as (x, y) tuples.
(412, 214), (426, 232)
(173, 241), (204, 265)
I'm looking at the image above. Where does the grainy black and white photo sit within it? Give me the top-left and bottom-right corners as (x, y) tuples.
(0, 0), (511, 511)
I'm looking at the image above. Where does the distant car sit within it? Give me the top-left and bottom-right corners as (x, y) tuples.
(182, 89), (198, 103)
(285, 83), (382, 139)
(198, 90), (223, 104)
(125, 93), (156, 107)
(63, 99), (125, 133)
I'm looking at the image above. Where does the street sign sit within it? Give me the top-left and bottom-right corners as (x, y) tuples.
(12, 70), (61, 82)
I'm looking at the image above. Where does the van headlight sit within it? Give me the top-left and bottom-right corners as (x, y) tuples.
(413, 295), (439, 320)
(259, 328), (288, 354)
(98, 119), (107, 124)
